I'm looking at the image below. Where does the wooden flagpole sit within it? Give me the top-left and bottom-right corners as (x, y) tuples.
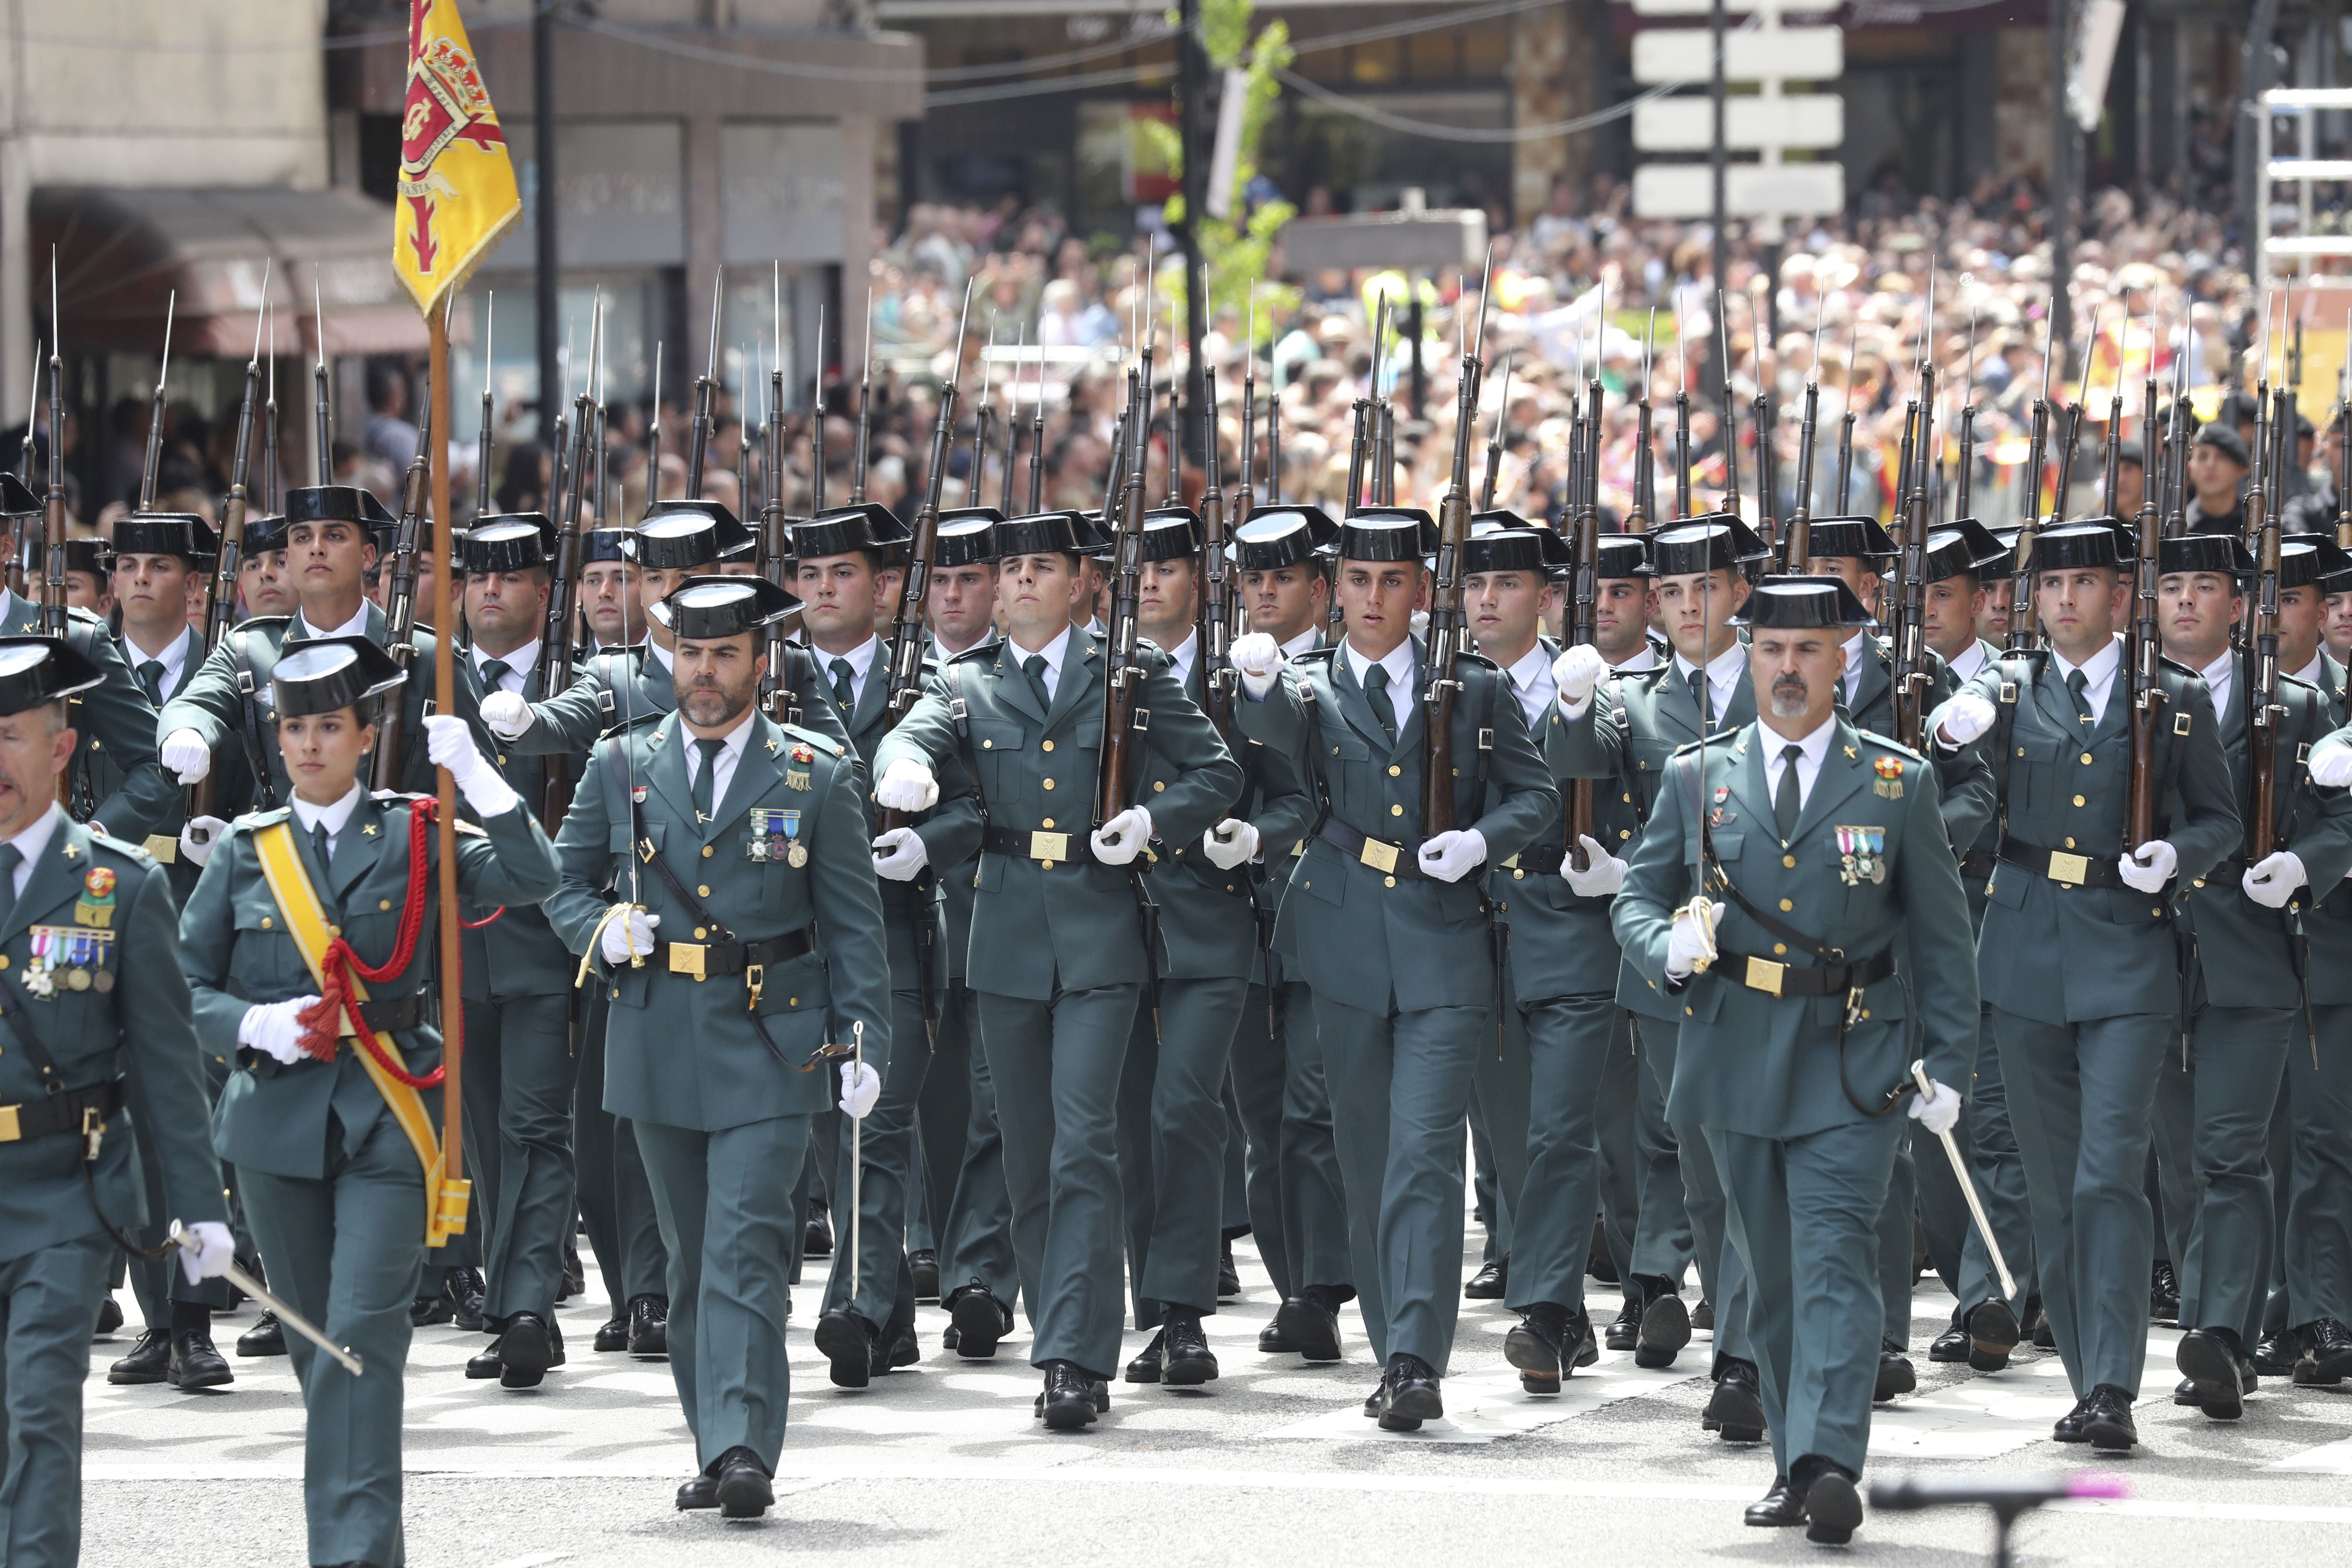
(430, 309), (464, 1189)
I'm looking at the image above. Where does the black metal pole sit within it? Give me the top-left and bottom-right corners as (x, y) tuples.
(2050, 0), (2075, 370)
(534, 0), (560, 450)
(1709, 0), (1730, 405)
(1178, 0), (1209, 469)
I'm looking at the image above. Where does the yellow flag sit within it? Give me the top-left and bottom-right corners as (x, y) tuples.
(393, 0), (522, 318)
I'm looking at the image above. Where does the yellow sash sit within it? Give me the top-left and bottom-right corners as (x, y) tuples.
(251, 821), (470, 1246)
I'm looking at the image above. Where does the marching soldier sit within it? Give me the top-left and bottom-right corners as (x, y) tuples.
(1613, 576), (1979, 1544)
(2290, 602), (2352, 1385)
(546, 576), (889, 1517)
(0, 635), (235, 1568)
(1225, 507), (1556, 1430)
(871, 509), (1241, 1429)
(1926, 520), (2239, 1450)
(181, 636), (557, 1568)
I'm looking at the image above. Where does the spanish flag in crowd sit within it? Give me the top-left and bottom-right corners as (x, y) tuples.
(393, 0), (522, 318)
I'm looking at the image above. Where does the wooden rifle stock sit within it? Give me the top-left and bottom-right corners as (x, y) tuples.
(1420, 347), (1482, 839)
(1890, 374), (1935, 748)
(876, 322), (969, 830)
(1098, 360), (1154, 827)
(2248, 392), (2286, 861)
(372, 427), (431, 790)
(193, 349), (265, 818)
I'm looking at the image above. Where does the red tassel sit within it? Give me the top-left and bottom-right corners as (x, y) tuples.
(282, 799), (449, 1089)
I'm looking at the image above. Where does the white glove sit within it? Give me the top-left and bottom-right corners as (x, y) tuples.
(2119, 839), (2177, 894)
(1417, 827), (1487, 883)
(1553, 644), (1608, 717)
(875, 757), (940, 812)
(839, 1059), (882, 1120)
(1203, 818), (1260, 870)
(424, 713), (520, 818)
(239, 996), (320, 1065)
(2312, 744), (2352, 789)
(1936, 693), (1997, 749)
(598, 906), (659, 966)
(1907, 1075), (1962, 1136)
(1664, 900), (1718, 978)
(872, 826), (928, 881)
(2244, 849), (2308, 908)
(1231, 631), (1284, 698)
(479, 690), (535, 739)
(174, 1220), (237, 1287)
(179, 815), (228, 868)
(160, 728), (212, 784)
(1562, 835), (1628, 897)
(1090, 806), (1153, 866)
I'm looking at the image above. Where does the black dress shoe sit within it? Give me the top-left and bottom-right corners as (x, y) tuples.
(1124, 1328), (1165, 1384)
(885, 1318), (920, 1369)
(1464, 1257), (1508, 1300)
(948, 1284), (1013, 1360)
(1604, 1299), (1641, 1352)
(1038, 1361), (1109, 1430)
(940, 1323), (960, 1351)
(2297, 1317), (2352, 1384)
(1744, 1474), (1806, 1527)
(1800, 1462), (1863, 1545)
(2252, 1327), (2302, 1377)
(1874, 1341), (1916, 1403)
(1271, 1286), (1344, 1363)
(1217, 1240), (1242, 1299)
(1966, 1298), (2020, 1372)
(2177, 1328), (2243, 1419)
(628, 1294), (669, 1357)
(909, 1249), (940, 1303)
(803, 1202), (833, 1259)
(1163, 1313), (1219, 1386)
(561, 1246), (586, 1302)
(2053, 1393), (2092, 1441)
(236, 1311), (287, 1357)
(2172, 1376), (2202, 1407)
(107, 1327), (171, 1384)
(1587, 1221), (1620, 1286)
(446, 1268), (487, 1332)
(499, 1313), (554, 1389)
(1257, 1319), (1300, 1354)
(2082, 1383), (2137, 1450)
(1379, 1353), (1443, 1431)
(675, 1471), (720, 1511)
(95, 1295), (124, 1337)
(1635, 1279), (1690, 1369)
(2024, 1297), (2054, 1348)
(2150, 1258), (2180, 1324)
(1362, 1375), (1386, 1419)
(1929, 1323), (1972, 1364)
(714, 1446), (773, 1518)
(168, 1329), (233, 1390)
(2236, 1354), (2259, 1395)
(1706, 1359), (1766, 1442)
(1691, 1298), (1715, 1332)
(1504, 1302), (1577, 1393)
(593, 1314), (630, 1353)
(815, 1309), (881, 1389)
(410, 1288), (453, 1328)
(466, 1336), (506, 1380)
(1574, 1317), (1600, 1369)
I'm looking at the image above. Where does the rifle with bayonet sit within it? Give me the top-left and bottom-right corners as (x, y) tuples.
(535, 299), (599, 830)
(2126, 312), (2166, 853)
(1197, 359), (1235, 744)
(2009, 310), (2057, 650)
(684, 273), (723, 501)
(762, 287), (797, 728)
(204, 276), (269, 663)
(1889, 291), (1937, 749)
(1566, 325), (1601, 870)
(1784, 303), (1825, 570)
(1236, 303), (1259, 527)
(2248, 375), (2287, 867)
(1098, 300), (1157, 836)
(43, 257), (70, 637)
(1480, 353), (1513, 512)
(371, 377), (430, 791)
(1422, 259), (1490, 842)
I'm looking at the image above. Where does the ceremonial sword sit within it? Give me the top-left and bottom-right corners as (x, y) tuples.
(1908, 1061), (2018, 1302)
(165, 1221), (362, 1375)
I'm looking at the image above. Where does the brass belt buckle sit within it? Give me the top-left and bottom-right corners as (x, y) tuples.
(668, 942), (707, 979)
(1742, 956), (1785, 997)
(2046, 851), (2089, 887)
(1029, 830), (1070, 863)
(745, 963), (764, 1009)
(1359, 837), (1400, 874)
(80, 1104), (104, 1161)
(0, 1102), (18, 1142)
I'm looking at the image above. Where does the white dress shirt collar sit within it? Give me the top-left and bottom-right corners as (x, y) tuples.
(2199, 648), (2236, 725)
(472, 639), (541, 693)
(1159, 629), (1199, 689)
(1613, 643), (1663, 673)
(1008, 623), (1074, 702)
(681, 709), (758, 816)
(0, 805), (62, 896)
(1948, 639), (1991, 683)
(1672, 639), (1746, 719)
(1840, 631), (1868, 705)
(123, 624), (198, 695)
(1758, 713), (1841, 824)
(1501, 641), (1556, 734)
(1342, 636), (1418, 714)
(2049, 634), (2124, 725)
(291, 783), (366, 848)
(817, 636), (885, 704)
(650, 640), (674, 673)
(2293, 653), (2327, 687)
(1279, 627), (1322, 659)
(297, 603), (373, 641)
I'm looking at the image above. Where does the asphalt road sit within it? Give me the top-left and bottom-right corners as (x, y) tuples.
(80, 1231), (2352, 1567)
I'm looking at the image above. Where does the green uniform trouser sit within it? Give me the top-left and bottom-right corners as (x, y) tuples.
(633, 1114), (812, 1473)
(1994, 1007), (2171, 1396)
(1625, 1019), (1693, 1297)
(239, 1115), (427, 1568)
(816, 983), (930, 1335)
(919, 980), (1018, 1305)
(1916, 1004), (2038, 1324)
(1877, 1143), (1917, 1348)
(1590, 1015), (1642, 1300)
(0, 1233), (110, 1568)
(122, 1063), (229, 1328)
(977, 983), (1141, 1376)
(1632, 1019), (1753, 1370)
(460, 993), (577, 1326)
(1117, 975), (1248, 1326)
(1226, 980), (1351, 1303)
(1317, 997), (1487, 1373)
(1709, 1115), (1904, 1480)
(1489, 995), (1621, 1316)
(2153, 1004), (2293, 1345)
(573, 989), (668, 1317)
(2281, 1002), (2352, 1326)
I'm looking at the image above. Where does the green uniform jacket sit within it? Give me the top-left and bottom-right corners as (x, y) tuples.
(873, 630), (1243, 1000)
(2277, 652), (2352, 1003)
(1234, 640), (1560, 1013)
(1929, 648), (2240, 1024)
(1549, 655), (1757, 1022)
(548, 711), (892, 1129)
(835, 649), (981, 987)
(185, 796), (560, 1180)
(1841, 636), (1997, 851)
(464, 645), (593, 1001)
(156, 604), (487, 804)
(2173, 656), (2352, 1008)
(510, 642), (851, 769)
(0, 594), (176, 842)
(1612, 720), (1979, 1138)
(94, 626), (257, 900)
(0, 819), (225, 1263)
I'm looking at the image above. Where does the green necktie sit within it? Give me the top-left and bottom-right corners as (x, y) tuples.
(831, 657), (857, 714)
(137, 660), (165, 705)
(1363, 661), (1396, 741)
(0, 842), (23, 931)
(691, 738), (726, 823)
(1689, 667), (1711, 728)
(2066, 668), (2093, 726)
(1774, 744), (1804, 840)
(311, 820), (333, 873)
(481, 658), (512, 695)
(1023, 653), (1051, 711)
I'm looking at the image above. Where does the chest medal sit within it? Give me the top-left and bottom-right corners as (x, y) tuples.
(1835, 825), (1889, 887)
(747, 808), (808, 867)
(786, 741), (815, 793)
(1872, 755), (1905, 800)
(74, 866), (116, 929)
(26, 924), (116, 998)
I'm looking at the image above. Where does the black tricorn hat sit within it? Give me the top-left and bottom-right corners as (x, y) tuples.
(0, 473), (40, 521)
(2193, 423), (2250, 466)
(460, 514), (555, 575)
(0, 636), (104, 717)
(242, 511), (290, 554)
(113, 512), (216, 563)
(284, 484), (396, 530)
(1803, 514), (1901, 561)
(649, 574), (803, 641)
(2323, 563), (2352, 597)
(60, 538), (108, 578)
(1071, 511), (1117, 560)
(1650, 513), (1772, 577)
(995, 510), (1087, 560)
(1232, 506), (1339, 572)
(934, 511), (1001, 568)
(269, 634), (406, 720)
(1334, 506), (1439, 562)
(1463, 520), (1570, 577)
(1596, 532), (1652, 579)
(1140, 507), (1203, 564)
(2280, 536), (2352, 592)
(2158, 532), (2254, 577)
(1921, 516), (2009, 583)
(629, 498), (753, 568)
(580, 526), (631, 564)
(2025, 520), (2126, 573)
(795, 502), (913, 566)
(1730, 574), (1874, 631)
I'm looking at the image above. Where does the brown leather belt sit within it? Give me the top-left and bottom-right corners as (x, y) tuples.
(1998, 836), (2128, 889)
(652, 928), (815, 981)
(0, 1080), (123, 1145)
(1316, 820), (1435, 880)
(1714, 949), (1896, 998)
